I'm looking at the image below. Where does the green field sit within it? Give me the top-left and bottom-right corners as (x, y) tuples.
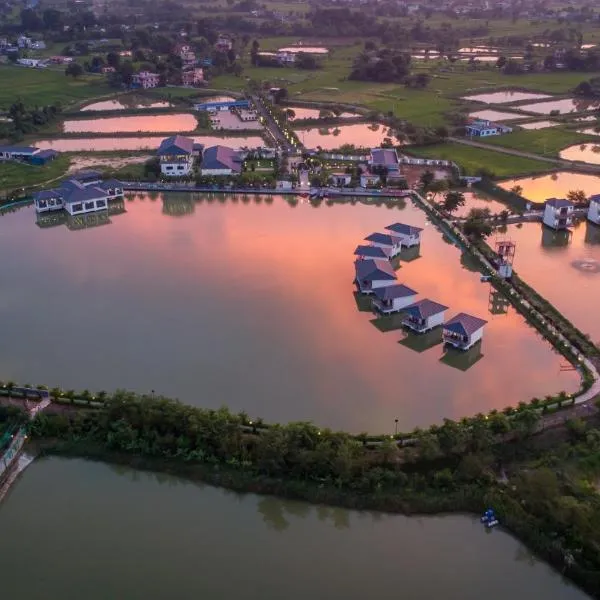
(0, 155), (71, 192)
(408, 143), (555, 177)
(0, 66), (111, 109)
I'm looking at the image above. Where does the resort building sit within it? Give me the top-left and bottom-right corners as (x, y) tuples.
(370, 148), (401, 175)
(201, 145), (242, 176)
(132, 71), (160, 89)
(372, 283), (418, 314)
(359, 170), (380, 188)
(443, 313), (487, 351)
(181, 68), (204, 86)
(0, 145), (58, 165)
(329, 172), (352, 187)
(364, 232), (403, 257)
(385, 223), (423, 247)
(354, 245), (392, 261)
(402, 299), (449, 333)
(157, 135), (199, 177)
(354, 259), (397, 295)
(34, 176), (123, 216)
(543, 198), (573, 230)
(194, 100), (251, 112)
(588, 194), (600, 226)
(465, 119), (513, 137)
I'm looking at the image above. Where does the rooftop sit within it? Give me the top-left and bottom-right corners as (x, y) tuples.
(370, 148), (399, 167)
(364, 232), (401, 246)
(444, 312), (488, 337)
(0, 145), (38, 154)
(373, 283), (417, 301)
(355, 258), (397, 281)
(404, 299), (449, 320)
(385, 222), (423, 236)
(545, 197), (573, 209)
(202, 145), (242, 172)
(353, 245), (391, 259)
(158, 135), (195, 156)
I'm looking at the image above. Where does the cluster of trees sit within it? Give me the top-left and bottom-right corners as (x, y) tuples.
(0, 100), (61, 141)
(350, 50), (412, 84)
(575, 76), (600, 98)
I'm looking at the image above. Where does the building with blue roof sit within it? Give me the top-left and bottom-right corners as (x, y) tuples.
(353, 244), (391, 261)
(543, 197), (573, 230)
(588, 194), (600, 226)
(372, 283), (418, 314)
(443, 312), (487, 350)
(201, 145), (242, 176)
(354, 258), (397, 295)
(364, 231), (403, 257)
(465, 119), (512, 137)
(402, 299), (449, 333)
(385, 222), (423, 247)
(157, 135), (199, 177)
(194, 100), (250, 112)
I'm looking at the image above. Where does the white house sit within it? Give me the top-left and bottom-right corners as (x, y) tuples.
(329, 172), (352, 186)
(402, 299), (448, 333)
(360, 170), (380, 188)
(132, 71), (160, 89)
(372, 283), (418, 314)
(543, 198), (573, 230)
(34, 177), (123, 216)
(588, 194), (600, 226)
(443, 313), (487, 350)
(364, 231), (403, 257)
(157, 135), (196, 177)
(385, 222), (423, 247)
(353, 245), (392, 261)
(465, 119), (512, 137)
(354, 259), (397, 295)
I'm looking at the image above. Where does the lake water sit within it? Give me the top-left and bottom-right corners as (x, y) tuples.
(278, 46), (328, 54)
(519, 120), (560, 130)
(499, 172), (600, 202)
(81, 98), (172, 111)
(578, 128), (600, 136)
(501, 221), (600, 342)
(560, 144), (600, 165)
(288, 107), (361, 120)
(0, 196), (577, 432)
(33, 135), (266, 152)
(0, 457), (589, 600)
(453, 191), (509, 218)
(295, 123), (393, 150)
(519, 98), (600, 114)
(463, 91), (551, 104)
(459, 46), (499, 54)
(460, 56), (514, 63)
(468, 110), (526, 122)
(62, 113), (198, 133)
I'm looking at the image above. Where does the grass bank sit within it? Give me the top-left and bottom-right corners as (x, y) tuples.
(0, 155), (71, 192)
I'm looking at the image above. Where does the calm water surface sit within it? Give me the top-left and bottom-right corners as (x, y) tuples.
(81, 98), (172, 111)
(454, 191), (509, 218)
(295, 123), (392, 150)
(278, 46), (328, 54)
(520, 120), (560, 130)
(0, 196), (577, 432)
(519, 98), (600, 114)
(501, 221), (600, 342)
(0, 457), (589, 600)
(33, 135), (266, 152)
(499, 172), (600, 201)
(62, 113), (198, 133)
(463, 91), (551, 104)
(289, 107), (361, 119)
(468, 110), (526, 122)
(559, 144), (600, 165)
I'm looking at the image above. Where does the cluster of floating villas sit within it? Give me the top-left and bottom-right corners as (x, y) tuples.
(543, 195), (600, 230)
(354, 223), (487, 351)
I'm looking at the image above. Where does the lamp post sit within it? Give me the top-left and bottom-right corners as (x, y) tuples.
(394, 418), (399, 435)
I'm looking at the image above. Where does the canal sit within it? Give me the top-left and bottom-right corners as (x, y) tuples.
(0, 457), (589, 600)
(0, 195), (577, 433)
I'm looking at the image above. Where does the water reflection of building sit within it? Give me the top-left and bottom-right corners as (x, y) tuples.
(440, 344), (484, 371)
(541, 226), (571, 248)
(488, 288), (510, 315)
(35, 198), (125, 231)
(585, 221), (600, 245)
(162, 195), (195, 217)
(399, 327), (443, 353)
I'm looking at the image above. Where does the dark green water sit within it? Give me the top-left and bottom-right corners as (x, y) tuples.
(0, 457), (589, 600)
(0, 195), (577, 432)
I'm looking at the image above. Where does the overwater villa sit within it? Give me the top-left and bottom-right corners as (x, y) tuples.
(588, 194), (600, 226)
(543, 198), (573, 230)
(364, 232), (403, 257)
(34, 174), (123, 216)
(354, 244), (392, 261)
(402, 299), (449, 333)
(384, 223), (423, 247)
(354, 259), (397, 294)
(372, 283), (418, 314)
(443, 313), (487, 351)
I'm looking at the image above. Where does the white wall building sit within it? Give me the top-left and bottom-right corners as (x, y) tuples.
(402, 299), (448, 333)
(385, 222), (423, 247)
(443, 313), (487, 350)
(372, 283), (418, 314)
(364, 231), (403, 257)
(588, 194), (600, 226)
(354, 259), (397, 295)
(543, 198), (573, 230)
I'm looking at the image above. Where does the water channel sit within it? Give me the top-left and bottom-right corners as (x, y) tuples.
(0, 196), (577, 433)
(499, 171), (600, 202)
(559, 144), (600, 165)
(463, 91), (551, 104)
(294, 123), (393, 150)
(0, 457), (589, 600)
(62, 113), (198, 134)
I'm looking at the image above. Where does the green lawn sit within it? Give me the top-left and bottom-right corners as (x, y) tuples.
(409, 143), (555, 177)
(0, 155), (71, 192)
(0, 65), (111, 109)
(482, 127), (597, 157)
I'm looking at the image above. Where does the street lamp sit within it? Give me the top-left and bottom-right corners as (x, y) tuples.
(394, 418), (399, 435)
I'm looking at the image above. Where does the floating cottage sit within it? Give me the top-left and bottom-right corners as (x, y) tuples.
(402, 299), (449, 333)
(354, 259), (397, 295)
(384, 222), (423, 248)
(364, 232), (403, 258)
(353, 245), (392, 261)
(372, 283), (418, 314)
(543, 198), (573, 231)
(443, 313), (487, 351)
(588, 194), (600, 226)
(34, 174), (123, 216)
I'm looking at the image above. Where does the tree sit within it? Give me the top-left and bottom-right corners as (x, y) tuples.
(106, 51), (121, 69)
(510, 185), (523, 196)
(463, 208), (493, 241)
(442, 190), (466, 213)
(295, 52), (320, 70)
(567, 189), (587, 204)
(42, 8), (63, 30)
(420, 169), (435, 189)
(65, 63), (84, 78)
(427, 178), (448, 198)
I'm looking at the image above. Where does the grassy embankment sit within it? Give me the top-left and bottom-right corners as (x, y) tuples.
(0, 155), (71, 192)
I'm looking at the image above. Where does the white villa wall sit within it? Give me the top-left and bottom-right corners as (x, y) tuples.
(588, 200), (600, 225)
(426, 312), (445, 329)
(65, 196), (108, 216)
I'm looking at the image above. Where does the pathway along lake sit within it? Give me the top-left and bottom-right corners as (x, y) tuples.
(0, 195), (577, 432)
(0, 457), (589, 600)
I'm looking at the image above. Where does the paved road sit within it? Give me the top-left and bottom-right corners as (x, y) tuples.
(448, 136), (600, 173)
(251, 95), (299, 153)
